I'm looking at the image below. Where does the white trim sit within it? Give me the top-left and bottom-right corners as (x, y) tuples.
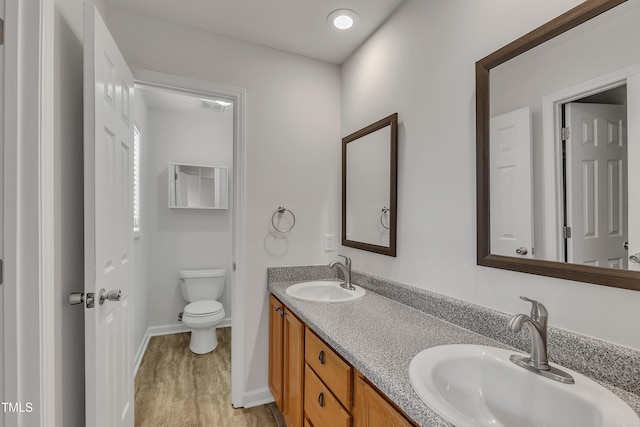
(3, 0), (20, 424)
(132, 65), (247, 409)
(541, 62), (640, 261)
(38, 0), (56, 424)
(5, 0), (57, 425)
(133, 321), (232, 376)
(242, 387), (275, 409)
(133, 334), (152, 377)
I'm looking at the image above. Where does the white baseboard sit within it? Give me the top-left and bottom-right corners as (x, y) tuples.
(243, 387), (275, 408)
(133, 333), (152, 377)
(133, 319), (232, 377)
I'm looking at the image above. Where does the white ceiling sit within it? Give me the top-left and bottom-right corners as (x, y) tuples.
(104, 0), (404, 64)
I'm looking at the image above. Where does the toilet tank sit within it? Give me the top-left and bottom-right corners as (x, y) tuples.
(179, 269), (226, 302)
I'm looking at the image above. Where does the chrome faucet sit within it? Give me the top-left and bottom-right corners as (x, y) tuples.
(329, 255), (356, 291)
(508, 296), (574, 384)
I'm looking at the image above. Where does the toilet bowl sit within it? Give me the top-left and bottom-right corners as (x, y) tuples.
(179, 269), (226, 354)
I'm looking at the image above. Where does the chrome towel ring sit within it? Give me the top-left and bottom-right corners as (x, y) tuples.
(380, 207), (390, 230)
(272, 206), (296, 233)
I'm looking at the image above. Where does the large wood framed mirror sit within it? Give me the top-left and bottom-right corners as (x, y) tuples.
(342, 113), (398, 256)
(476, 0), (640, 291)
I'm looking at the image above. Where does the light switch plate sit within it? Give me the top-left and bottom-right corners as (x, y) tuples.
(324, 234), (335, 252)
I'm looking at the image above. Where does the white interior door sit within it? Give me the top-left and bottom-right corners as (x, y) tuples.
(84, 5), (135, 427)
(490, 106), (534, 258)
(627, 74), (640, 271)
(565, 102), (627, 268)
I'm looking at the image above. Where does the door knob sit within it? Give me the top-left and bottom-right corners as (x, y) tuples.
(515, 247), (528, 256)
(69, 292), (95, 308)
(99, 288), (122, 305)
(629, 253), (640, 263)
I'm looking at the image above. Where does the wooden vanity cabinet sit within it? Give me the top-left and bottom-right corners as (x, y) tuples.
(269, 295), (305, 427)
(269, 295), (416, 427)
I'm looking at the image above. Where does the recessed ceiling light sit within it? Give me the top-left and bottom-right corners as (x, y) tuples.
(327, 9), (359, 31)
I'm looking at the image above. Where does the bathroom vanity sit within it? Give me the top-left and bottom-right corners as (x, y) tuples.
(267, 266), (640, 427)
(269, 294), (416, 427)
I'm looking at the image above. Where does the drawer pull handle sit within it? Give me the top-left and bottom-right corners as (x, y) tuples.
(274, 306), (281, 312)
(317, 392), (325, 408)
(318, 350), (325, 365)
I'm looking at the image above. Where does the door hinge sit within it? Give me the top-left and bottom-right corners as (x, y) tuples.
(561, 127), (570, 141)
(563, 226), (572, 239)
(232, 262), (236, 272)
(0, 19), (4, 46)
(0, 259), (3, 285)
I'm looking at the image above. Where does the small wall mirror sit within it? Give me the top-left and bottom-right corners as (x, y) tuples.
(169, 163), (228, 209)
(476, 0), (640, 291)
(342, 113), (398, 256)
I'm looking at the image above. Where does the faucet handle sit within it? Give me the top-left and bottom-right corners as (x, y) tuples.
(338, 254), (351, 267)
(519, 296), (548, 318)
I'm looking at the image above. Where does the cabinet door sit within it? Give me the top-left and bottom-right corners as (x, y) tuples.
(354, 374), (415, 427)
(269, 295), (285, 409)
(283, 308), (305, 427)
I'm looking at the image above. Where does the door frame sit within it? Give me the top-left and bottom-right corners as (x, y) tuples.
(541, 62), (640, 261)
(4, 0), (57, 425)
(131, 68), (247, 408)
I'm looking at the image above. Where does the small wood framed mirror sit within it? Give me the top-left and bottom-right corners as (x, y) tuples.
(342, 113), (398, 256)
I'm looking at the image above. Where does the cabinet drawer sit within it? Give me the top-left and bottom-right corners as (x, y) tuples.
(304, 365), (351, 427)
(305, 328), (353, 408)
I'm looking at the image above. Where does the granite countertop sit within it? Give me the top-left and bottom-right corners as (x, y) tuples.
(268, 266), (640, 426)
(269, 280), (511, 426)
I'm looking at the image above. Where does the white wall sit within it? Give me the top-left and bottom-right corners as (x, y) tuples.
(104, 4), (342, 398)
(144, 106), (234, 327)
(341, 0), (640, 350)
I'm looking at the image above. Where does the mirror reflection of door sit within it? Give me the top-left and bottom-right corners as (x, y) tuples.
(563, 99), (628, 268)
(489, 107), (533, 258)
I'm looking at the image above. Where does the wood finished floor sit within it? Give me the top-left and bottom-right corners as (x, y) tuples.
(135, 328), (283, 427)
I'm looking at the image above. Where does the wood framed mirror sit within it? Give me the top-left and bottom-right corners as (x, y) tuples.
(342, 113), (398, 256)
(476, 0), (640, 291)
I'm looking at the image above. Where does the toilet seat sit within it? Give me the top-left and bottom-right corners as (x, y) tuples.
(184, 300), (223, 317)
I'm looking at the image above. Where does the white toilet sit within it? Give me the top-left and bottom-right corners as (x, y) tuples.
(179, 268), (226, 354)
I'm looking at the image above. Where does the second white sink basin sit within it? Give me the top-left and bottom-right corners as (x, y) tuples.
(286, 280), (365, 303)
(409, 344), (640, 427)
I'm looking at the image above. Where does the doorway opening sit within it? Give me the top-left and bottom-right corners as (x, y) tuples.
(129, 69), (247, 417)
(541, 63), (640, 269)
(559, 85), (628, 267)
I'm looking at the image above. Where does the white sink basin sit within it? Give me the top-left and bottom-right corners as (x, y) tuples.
(286, 280), (365, 303)
(409, 344), (640, 427)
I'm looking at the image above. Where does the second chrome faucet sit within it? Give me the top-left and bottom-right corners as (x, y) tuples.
(508, 296), (574, 384)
